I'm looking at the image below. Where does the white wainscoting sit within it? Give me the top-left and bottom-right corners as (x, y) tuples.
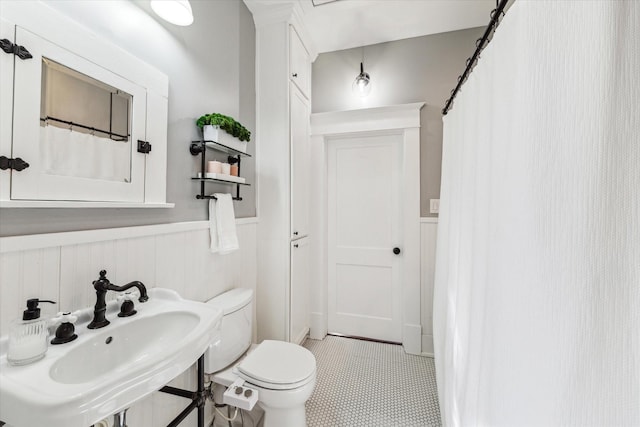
(0, 219), (257, 426)
(421, 217), (438, 357)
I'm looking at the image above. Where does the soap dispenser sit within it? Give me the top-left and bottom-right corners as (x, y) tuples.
(7, 298), (56, 366)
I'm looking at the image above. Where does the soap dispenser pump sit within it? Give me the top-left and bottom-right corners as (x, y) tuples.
(7, 298), (56, 366)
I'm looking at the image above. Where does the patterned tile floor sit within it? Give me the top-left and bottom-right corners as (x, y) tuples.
(303, 335), (442, 427)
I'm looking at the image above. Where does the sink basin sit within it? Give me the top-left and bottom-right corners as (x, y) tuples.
(50, 311), (199, 384)
(0, 288), (223, 427)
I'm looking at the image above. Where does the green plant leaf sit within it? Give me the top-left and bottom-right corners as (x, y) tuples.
(195, 112), (251, 142)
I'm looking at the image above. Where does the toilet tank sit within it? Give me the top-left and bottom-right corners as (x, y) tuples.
(204, 288), (253, 374)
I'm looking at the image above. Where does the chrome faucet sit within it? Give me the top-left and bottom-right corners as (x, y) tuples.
(87, 270), (148, 329)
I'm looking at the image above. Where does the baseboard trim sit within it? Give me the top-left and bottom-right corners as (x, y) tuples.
(403, 323), (422, 355)
(292, 328), (310, 346)
(309, 312), (327, 340)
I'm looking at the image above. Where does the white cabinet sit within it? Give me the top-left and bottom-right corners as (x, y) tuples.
(289, 26), (311, 99)
(290, 236), (310, 344)
(290, 83), (310, 240)
(255, 6), (316, 343)
(0, 3), (169, 207)
(0, 18), (14, 203)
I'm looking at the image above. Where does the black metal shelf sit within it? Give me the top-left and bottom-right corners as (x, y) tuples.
(190, 140), (251, 157)
(191, 177), (250, 185)
(189, 140), (250, 201)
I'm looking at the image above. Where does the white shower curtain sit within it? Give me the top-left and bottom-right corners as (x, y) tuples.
(434, 1), (639, 426)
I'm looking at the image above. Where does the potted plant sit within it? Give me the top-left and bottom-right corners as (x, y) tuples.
(196, 113), (251, 153)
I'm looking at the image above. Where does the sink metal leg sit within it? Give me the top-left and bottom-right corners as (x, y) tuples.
(197, 355), (205, 427)
(113, 409), (128, 427)
(160, 354), (206, 427)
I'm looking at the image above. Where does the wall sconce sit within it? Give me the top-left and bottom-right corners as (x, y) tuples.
(150, 0), (194, 26)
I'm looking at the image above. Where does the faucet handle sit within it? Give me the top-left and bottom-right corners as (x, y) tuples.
(51, 311), (78, 325)
(117, 292), (137, 318)
(116, 290), (138, 303)
(51, 312), (78, 345)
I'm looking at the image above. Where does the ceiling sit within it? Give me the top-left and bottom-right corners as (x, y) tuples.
(244, 0), (496, 54)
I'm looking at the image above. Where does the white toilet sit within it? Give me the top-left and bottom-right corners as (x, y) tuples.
(205, 288), (316, 427)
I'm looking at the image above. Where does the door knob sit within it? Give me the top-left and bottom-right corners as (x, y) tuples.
(393, 247), (401, 255)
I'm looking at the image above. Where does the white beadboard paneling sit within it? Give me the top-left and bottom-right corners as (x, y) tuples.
(155, 232), (189, 297)
(189, 229), (212, 303)
(179, 230), (202, 301)
(420, 220), (438, 356)
(114, 236), (157, 292)
(59, 240), (119, 311)
(0, 248), (60, 335)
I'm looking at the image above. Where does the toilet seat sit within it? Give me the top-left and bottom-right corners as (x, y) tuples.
(235, 340), (316, 391)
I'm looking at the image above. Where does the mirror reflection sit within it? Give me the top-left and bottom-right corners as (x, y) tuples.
(39, 58), (133, 182)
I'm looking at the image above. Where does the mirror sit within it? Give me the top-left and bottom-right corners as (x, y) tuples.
(39, 58), (133, 182)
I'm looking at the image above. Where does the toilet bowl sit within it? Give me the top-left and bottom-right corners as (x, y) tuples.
(204, 289), (316, 427)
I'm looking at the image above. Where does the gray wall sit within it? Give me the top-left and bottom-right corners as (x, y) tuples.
(312, 28), (484, 217)
(0, 0), (256, 237)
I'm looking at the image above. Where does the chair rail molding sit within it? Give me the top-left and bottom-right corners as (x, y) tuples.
(0, 218), (259, 253)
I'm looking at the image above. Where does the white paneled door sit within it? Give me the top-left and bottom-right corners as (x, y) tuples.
(327, 133), (403, 342)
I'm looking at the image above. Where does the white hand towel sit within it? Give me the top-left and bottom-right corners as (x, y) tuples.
(209, 193), (239, 254)
(209, 197), (220, 253)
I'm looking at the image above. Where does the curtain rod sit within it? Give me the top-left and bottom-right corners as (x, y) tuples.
(40, 116), (129, 141)
(442, 0), (510, 115)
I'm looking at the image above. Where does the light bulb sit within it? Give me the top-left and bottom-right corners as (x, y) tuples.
(352, 62), (372, 97)
(150, 0), (194, 26)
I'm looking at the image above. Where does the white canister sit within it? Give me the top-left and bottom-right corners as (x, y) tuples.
(207, 161), (222, 174)
(221, 163), (231, 175)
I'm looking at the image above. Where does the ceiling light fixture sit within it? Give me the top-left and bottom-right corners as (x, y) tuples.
(352, 62), (371, 97)
(150, 0), (194, 26)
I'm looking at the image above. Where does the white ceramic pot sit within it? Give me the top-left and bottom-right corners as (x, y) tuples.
(202, 125), (248, 154)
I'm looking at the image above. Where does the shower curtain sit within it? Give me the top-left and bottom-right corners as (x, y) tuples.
(434, 1), (639, 426)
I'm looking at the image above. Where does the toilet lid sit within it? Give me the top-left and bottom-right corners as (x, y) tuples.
(237, 340), (316, 387)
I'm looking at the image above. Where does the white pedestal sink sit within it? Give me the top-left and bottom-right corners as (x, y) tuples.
(0, 288), (223, 427)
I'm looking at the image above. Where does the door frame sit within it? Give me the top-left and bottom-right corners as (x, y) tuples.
(309, 103), (424, 355)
